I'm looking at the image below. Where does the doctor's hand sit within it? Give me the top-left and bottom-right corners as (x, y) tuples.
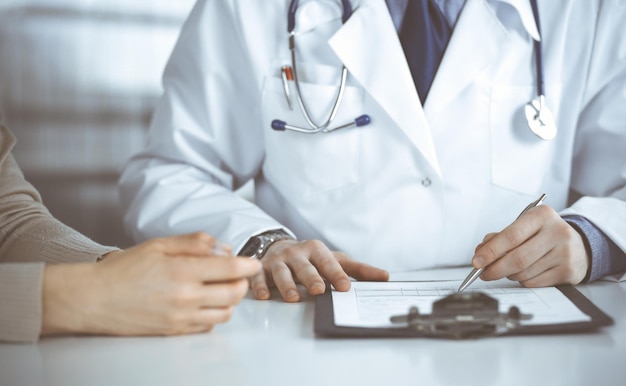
(248, 239), (389, 302)
(472, 205), (590, 287)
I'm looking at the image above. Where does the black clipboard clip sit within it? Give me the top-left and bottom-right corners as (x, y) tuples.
(390, 292), (532, 339)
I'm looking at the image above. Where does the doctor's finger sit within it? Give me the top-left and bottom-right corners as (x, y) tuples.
(498, 226), (564, 282)
(472, 214), (543, 269)
(509, 242), (587, 286)
(307, 249), (351, 292)
(483, 233), (498, 242)
(517, 261), (586, 287)
(337, 253), (389, 282)
(517, 265), (565, 288)
(270, 261), (301, 302)
(290, 254), (330, 295)
(479, 231), (550, 281)
(249, 270), (272, 300)
(474, 233), (498, 252)
(506, 249), (559, 284)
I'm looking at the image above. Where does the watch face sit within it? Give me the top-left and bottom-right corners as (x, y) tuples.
(242, 238), (262, 257)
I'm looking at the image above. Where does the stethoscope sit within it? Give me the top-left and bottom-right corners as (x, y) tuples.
(272, 0), (557, 141)
(271, 0), (371, 134)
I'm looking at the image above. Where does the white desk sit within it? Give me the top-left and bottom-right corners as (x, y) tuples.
(1, 278), (625, 386)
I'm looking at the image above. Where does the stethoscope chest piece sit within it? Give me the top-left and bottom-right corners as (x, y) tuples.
(524, 95), (557, 141)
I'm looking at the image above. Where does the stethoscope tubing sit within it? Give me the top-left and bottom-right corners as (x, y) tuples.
(529, 0), (544, 97)
(289, 32), (349, 131)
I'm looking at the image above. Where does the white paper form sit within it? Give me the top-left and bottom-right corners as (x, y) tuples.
(332, 279), (591, 328)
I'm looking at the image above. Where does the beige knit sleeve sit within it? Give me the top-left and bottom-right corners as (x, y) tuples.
(0, 124), (118, 265)
(1, 122), (119, 342)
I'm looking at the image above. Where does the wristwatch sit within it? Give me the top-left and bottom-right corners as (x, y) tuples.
(239, 229), (294, 259)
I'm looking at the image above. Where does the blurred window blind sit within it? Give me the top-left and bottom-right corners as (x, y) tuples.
(0, 0), (196, 247)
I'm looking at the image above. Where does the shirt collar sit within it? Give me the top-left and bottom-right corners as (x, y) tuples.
(385, 0), (541, 41)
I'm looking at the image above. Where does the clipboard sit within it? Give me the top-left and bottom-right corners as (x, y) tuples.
(314, 283), (613, 338)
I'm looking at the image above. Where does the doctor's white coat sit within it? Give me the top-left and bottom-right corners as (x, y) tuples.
(119, 0), (626, 272)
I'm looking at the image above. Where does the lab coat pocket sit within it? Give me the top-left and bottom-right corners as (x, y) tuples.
(261, 67), (365, 200)
(490, 85), (560, 195)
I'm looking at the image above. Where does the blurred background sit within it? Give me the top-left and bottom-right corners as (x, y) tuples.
(0, 0), (196, 248)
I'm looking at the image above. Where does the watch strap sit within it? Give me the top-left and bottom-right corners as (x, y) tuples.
(239, 229), (294, 259)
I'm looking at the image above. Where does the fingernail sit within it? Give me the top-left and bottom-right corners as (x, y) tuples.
(256, 289), (269, 299)
(286, 290), (298, 299)
(472, 255), (484, 268)
(337, 279), (351, 290)
(211, 241), (232, 256)
(311, 282), (326, 294)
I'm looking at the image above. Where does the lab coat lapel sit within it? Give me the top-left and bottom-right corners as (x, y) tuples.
(329, 0), (441, 176)
(425, 0), (510, 116)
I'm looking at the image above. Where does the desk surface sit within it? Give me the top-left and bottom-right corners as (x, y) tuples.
(1, 276), (625, 386)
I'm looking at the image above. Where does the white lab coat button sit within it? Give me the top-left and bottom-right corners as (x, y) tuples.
(421, 177), (432, 187)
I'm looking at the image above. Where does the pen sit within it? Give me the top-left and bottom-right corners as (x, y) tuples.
(457, 193), (547, 293)
(281, 65), (293, 110)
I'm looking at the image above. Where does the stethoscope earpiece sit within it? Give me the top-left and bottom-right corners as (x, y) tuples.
(272, 114), (371, 134)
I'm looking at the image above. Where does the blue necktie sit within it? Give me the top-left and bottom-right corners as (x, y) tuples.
(399, 0), (452, 104)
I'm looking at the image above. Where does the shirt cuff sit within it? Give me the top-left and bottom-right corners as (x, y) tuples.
(563, 215), (626, 282)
